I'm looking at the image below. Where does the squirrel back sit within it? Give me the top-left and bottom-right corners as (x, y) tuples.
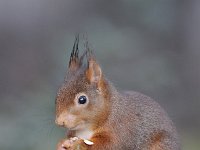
(55, 36), (180, 150)
(107, 89), (180, 149)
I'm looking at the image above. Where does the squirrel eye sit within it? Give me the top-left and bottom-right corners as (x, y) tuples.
(78, 95), (87, 104)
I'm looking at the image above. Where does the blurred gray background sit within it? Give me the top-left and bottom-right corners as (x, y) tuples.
(0, 0), (200, 149)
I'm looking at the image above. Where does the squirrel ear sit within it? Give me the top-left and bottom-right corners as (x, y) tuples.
(86, 58), (102, 85)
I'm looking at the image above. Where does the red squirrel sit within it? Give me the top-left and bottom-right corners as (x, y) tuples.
(55, 36), (180, 150)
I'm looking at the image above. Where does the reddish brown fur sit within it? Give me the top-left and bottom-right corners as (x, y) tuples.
(55, 37), (180, 150)
(149, 132), (165, 150)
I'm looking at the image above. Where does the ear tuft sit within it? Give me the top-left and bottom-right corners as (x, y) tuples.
(68, 35), (104, 87)
(68, 35), (81, 72)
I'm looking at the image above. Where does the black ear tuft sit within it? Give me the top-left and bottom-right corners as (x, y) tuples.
(84, 39), (95, 62)
(69, 35), (79, 67)
(68, 35), (82, 72)
(68, 35), (97, 74)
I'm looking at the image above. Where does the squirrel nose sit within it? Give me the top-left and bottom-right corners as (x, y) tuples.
(55, 113), (76, 128)
(55, 113), (67, 127)
(55, 117), (65, 127)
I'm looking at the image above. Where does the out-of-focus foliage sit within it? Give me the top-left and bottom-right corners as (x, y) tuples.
(0, 0), (200, 150)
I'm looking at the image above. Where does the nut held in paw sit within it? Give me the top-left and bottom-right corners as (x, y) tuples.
(83, 139), (94, 145)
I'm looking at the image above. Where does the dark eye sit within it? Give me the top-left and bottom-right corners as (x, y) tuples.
(78, 95), (87, 104)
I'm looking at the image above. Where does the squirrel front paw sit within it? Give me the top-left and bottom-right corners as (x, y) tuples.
(57, 137), (87, 150)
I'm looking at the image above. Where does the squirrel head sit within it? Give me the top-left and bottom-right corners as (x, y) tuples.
(55, 36), (111, 131)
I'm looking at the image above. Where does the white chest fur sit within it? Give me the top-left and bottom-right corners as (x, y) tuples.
(75, 129), (94, 140)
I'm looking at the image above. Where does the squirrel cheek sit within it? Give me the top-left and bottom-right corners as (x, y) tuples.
(65, 114), (76, 123)
(63, 114), (77, 128)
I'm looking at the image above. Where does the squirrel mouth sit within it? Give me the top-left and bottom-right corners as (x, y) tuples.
(68, 122), (86, 131)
